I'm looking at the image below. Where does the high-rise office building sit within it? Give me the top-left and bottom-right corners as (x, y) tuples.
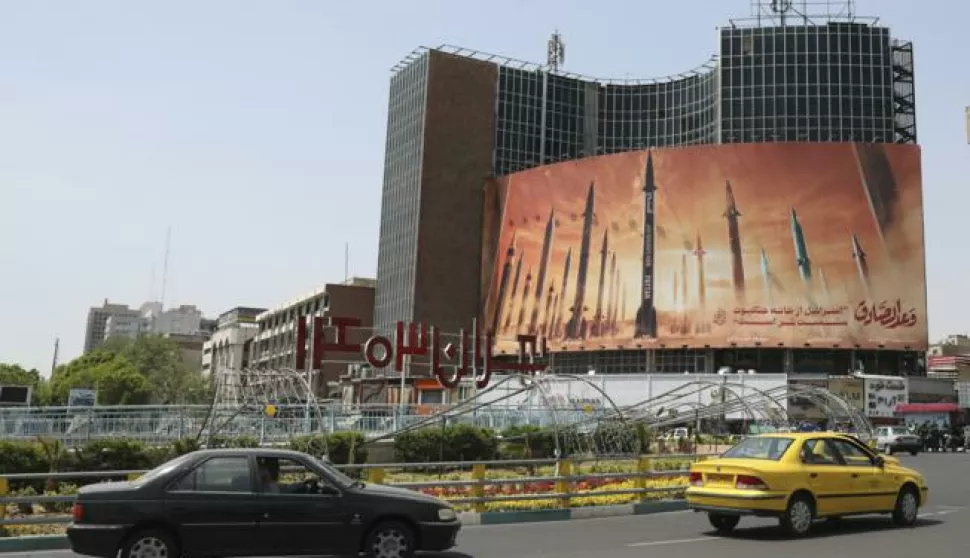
(83, 300), (141, 353)
(374, 0), (920, 375)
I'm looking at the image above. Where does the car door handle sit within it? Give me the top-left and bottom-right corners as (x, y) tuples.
(851, 473), (859, 478)
(810, 473), (818, 478)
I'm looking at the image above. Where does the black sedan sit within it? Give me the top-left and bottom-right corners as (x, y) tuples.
(67, 448), (461, 558)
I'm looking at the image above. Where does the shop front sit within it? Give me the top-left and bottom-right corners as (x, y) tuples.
(895, 402), (962, 429)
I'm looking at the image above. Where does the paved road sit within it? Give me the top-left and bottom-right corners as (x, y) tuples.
(16, 453), (970, 558)
(445, 453), (970, 558)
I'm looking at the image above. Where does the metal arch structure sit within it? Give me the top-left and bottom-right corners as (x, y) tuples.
(204, 367), (330, 454)
(526, 373), (641, 456)
(381, 375), (875, 450)
(617, 379), (783, 427)
(362, 372), (640, 457)
(786, 385), (875, 438)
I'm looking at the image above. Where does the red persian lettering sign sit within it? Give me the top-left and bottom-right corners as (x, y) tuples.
(292, 316), (549, 389)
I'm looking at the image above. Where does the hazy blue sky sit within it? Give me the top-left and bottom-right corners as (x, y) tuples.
(1, 0), (967, 374)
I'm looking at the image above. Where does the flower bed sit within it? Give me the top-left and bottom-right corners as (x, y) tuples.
(419, 475), (689, 512)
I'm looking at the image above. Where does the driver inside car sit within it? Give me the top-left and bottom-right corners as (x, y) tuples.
(258, 457), (321, 494)
(258, 457), (282, 493)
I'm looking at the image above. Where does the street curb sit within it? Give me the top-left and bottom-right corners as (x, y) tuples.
(0, 501), (690, 553)
(458, 499), (688, 525)
(0, 535), (70, 553)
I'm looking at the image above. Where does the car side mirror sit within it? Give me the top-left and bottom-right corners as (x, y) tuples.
(873, 456), (885, 468)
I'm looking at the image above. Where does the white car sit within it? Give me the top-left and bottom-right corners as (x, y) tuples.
(875, 426), (922, 455)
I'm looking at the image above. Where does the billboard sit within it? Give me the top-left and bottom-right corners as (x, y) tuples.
(863, 375), (908, 418)
(484, 143), (927, 352)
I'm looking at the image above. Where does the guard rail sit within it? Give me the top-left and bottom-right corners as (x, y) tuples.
(0, 453), (709, 533)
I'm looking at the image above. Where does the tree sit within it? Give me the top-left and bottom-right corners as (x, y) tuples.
(0, 363), (52, 406)
(104, 335), (211, 404)
(50, 350), (151, 405)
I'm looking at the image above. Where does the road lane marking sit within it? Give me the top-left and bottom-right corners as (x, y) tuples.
(463, 508), (693, 529)
(0, 551), (72, 557)
(626, 537), (714, 547)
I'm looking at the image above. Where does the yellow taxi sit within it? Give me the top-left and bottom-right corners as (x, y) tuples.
(685, 432), (928, 537)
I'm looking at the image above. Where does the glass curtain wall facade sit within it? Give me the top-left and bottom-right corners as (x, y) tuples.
(376, 19), (919, 375)
(719, 22), (898, 144)
(495, 60), (720, 177)
(373, 55), (428, 332)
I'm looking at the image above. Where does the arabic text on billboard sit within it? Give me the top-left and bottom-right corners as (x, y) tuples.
(484, 143), (927, 352)
(864, 376), (907, 418)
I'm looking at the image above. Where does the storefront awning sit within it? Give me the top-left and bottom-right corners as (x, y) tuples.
(895, 403), (961, 414)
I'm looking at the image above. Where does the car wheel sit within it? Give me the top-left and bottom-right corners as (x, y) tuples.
(780, 493), (815, 538)
(892, 486), (920, 527)
(120, 529), (179, 558)
(365, 520), (416, 558)
(708, 513), (740, 534)
(885, 446), (894, 456)
(909, 450), (919, 456)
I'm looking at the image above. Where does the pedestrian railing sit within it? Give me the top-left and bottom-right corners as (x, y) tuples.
(0, 453), (708, 534)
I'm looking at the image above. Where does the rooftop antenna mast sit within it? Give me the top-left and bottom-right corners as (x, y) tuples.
(161, 227), (171, 311)
(547, 31), (565, 72)
(771, 0), (792, 25)
(50, 337), (59, 376)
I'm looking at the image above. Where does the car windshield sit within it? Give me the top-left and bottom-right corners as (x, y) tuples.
(722, 436), (793, 460)
(316, 458), (355, 487)
(130, 453), (195, 486)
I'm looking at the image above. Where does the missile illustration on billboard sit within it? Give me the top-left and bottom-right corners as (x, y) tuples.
(680, 252), (688, 310)
(760, 247), (773, 306)
(853, 142), (901, 264)
(620, 283), (627, 327)
(694, 232), (710, 334)
(552, 248), (572, 338)
(492, 232), (517, 335)
(529, 210), (556, 334)
(549, 292), (559, 336)
(591, 230), (610, 337)
(607, 252), (618, 335)
(851, 232), (871, 293)
(672, 270), (679, 308)
(541, 285), (556, 336)
(635, 152), (658, 338)
(502, 249), (524, 333)
(516, 266), (533, 333)
(790, 208), (812, 284)
(694, 232), (707, 307)
(724, 181), (746, 302)
(565, 183), (595, 340)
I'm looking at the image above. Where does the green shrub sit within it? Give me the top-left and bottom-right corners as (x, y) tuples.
(0, 441), (46, 476)
(289, 433), (367, 465)
(592, 421), (641, 455)
(394, 425), (498, 463)
(169, 438), (201, 457)
(499, 425), (557, 459)
(206, 435), (260, 449)
(69, 439), (155, 472)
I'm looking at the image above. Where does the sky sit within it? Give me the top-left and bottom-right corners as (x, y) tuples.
(1, 0), (967, 374)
